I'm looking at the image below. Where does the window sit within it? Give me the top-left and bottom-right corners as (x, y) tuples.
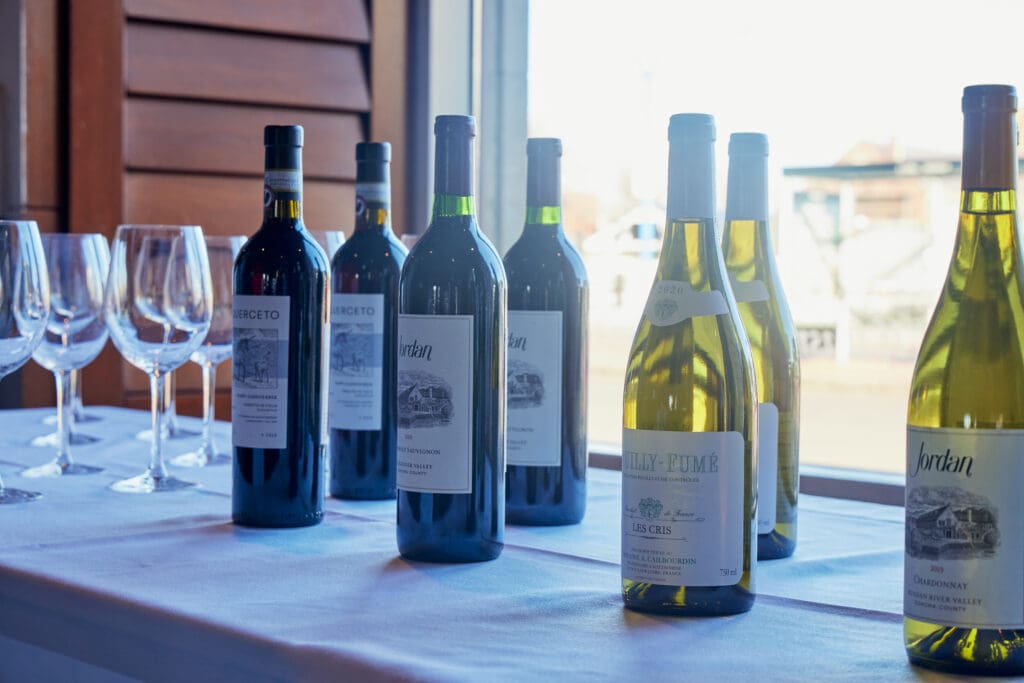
(525, 0), (1024, 475)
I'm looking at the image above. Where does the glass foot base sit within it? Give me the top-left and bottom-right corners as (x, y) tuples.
(134, 427), (201, 442)
(170, 450), (230, 468)
(0, 488), (42, 503)
(110, 472), (197, 493)
(42, 411), (102, 426)
(30, 431), (100, 448)
(21, 461), (104, 478)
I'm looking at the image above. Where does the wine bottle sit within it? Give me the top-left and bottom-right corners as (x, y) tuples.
(396, 115), (507, 562)
(328, 142), (408, 500)
(722, 133), (800, 560)
(905, 84), (1024, 675)
(621, 113), (757, 616)
(232, 124), (329, 528)
(504, 138), (589, 525)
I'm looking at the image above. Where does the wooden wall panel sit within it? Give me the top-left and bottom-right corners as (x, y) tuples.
(124, 23), (371, 111)
(124, 99), (362, 180)
(124, 0), (370, 43)
(123, 173), (355, 237)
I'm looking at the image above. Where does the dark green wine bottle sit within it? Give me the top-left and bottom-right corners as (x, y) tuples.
(504, 138), (589, 526)
(329, 142), (408, 500)
(396, 115), (507, 562)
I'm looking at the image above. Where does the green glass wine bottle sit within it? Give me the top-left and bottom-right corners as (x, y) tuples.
(905, 84), (1024, 675)
(722, 133), (800, 560)
(621, 113), (757, 616)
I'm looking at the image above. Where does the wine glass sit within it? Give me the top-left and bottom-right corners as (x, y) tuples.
(171, 235), (245, 467)
(311, 230), (345, 260)
(104, 225), (212, 492)
(40, 369), (102, 426)
(400, 234), (420, 250)
(23, 233), (110, 477)
(0, 220), (50, 503)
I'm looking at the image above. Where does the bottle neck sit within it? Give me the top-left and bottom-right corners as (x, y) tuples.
(430, 131), (476, 223)
(723, 154), (775, 278)
(355, 161), (392, 233)
(961, 108), (1018, 193)
(657, 137), (721, 284)
(524, 151), (562, 232)
(264, 146), (303, 222)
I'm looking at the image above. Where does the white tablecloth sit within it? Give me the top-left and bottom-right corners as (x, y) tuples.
(0, 407), (943, 682)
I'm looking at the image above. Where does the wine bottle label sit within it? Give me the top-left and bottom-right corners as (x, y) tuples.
(395, 314), (474, 494)
(905, 426), (1024, 628)
(328, 293), (385, 431)
(506, 310), (563, 467)
(356, 182), (390, 205)
(757, 402), (779, 534)
(621, 428), (745, 587)
(729, 278), (770, 304)
(231, 295), (290, 449)
(264, 170), (301, 205)
(644, 281), (728, 327)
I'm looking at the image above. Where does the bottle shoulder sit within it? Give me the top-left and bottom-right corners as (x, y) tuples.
(504, 230), (589, 287)
(404, 219), (506, 285)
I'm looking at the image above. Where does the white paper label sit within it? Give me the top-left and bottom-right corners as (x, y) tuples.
(356, 182), (389, 204)
(730, 278), (770, 304)
(506, 311), (563, 467)
(396, 314), (474, 494)
(644, 281), (728, 327)
(622, 428), (745, 586)
(905, 426), (1024, 629)
(757, 402), (779, 534)
(232, 295), (290, 449)
(329, 293), (384, 431)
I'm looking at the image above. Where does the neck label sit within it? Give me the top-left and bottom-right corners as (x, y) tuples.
(645, 281), (728, 327)
(264, 170), (302, 206)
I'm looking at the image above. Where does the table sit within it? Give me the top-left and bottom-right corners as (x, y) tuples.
(0, 406), (945, 681)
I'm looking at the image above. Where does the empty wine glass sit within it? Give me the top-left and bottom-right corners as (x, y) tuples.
(23, 233), (109, 478)
(104, 225), (212, 492)
(171, 235), (245, 467)
(311, 230), (346, 259)
(0, 220), (50, 503)
(400, 234), (420, 250)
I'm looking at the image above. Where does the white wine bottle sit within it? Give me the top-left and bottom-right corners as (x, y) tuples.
(722, 133), (800, 560)
(905, 84), (1024, 674)
(621, 113), (757, 616)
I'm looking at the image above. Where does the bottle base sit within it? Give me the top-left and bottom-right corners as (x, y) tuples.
(757, 530), (795, 560)
(330, 488), (396, 501)
(506, 506), (584, 527)
(232, 511), (323, 529)
(905, 623), (1024, 676)
(398, 540), (504, 563)
(622, 582), (755, 617)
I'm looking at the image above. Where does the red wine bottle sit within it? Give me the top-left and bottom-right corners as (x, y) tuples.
(329, 142), (408, 499)
(232, 125), (329, 528)
(396, 115), (507, 562)
(504, 138), (589, 525)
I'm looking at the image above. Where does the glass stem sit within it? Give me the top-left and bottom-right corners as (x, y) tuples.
(149, 372), (169, 481)
(201, 361), (218, 462)
(70, 368), (85, 422)
(55, 369), (73, 469)
(166, 371), (180, 437)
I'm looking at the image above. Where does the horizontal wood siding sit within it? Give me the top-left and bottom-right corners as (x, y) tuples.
(124, 0), (370, 42)
(124, 172), (355, 237)
(124, 23), (370, 111)
(124, 99), (361, 179)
